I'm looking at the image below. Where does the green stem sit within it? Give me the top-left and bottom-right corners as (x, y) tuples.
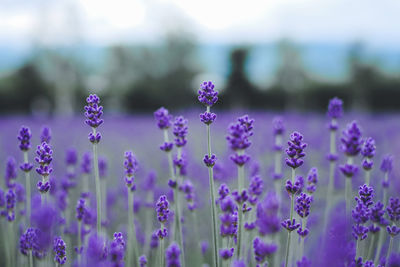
(236, 163), (244, 259)
(365, 170), (371, 186)
(207, 120), (219, 267)
(355, 239), (360, 259)
(29, 250), (33, 267)
(367, 231), (376, 260)
(92, 128), (102, 234)
(374, 228), (385, 265)
(160, 224), (165, 267)
(128, 189), (135, 267)
(383, 173), (389, 206)
(8, 222), (14, 267)
(323, 161), (335, 233)
(345, 177), (352, 218)
(78, 220), (82, 265)
(386, 236), (394, 266)
(24, 151), (31, 225)
(284, 231), (292, 267)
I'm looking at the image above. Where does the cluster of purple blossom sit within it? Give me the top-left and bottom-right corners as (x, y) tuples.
(0, 82), (400, 267)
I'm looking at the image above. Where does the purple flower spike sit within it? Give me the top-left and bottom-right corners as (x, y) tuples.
(341, 121), (362, 157)
(166, 242), (181, 267)
(84, 94), (104, 128)
(306, 167), (318, 194)
(173, 116), (188, 147)
(297, 227), (309, 237)
(156, 195), (170, 223)
(76, 198), (86, 221)
(327, 97), (343, 120)
(5, 157), (17, 189)
(203, 154), (217, 167)
(139, 255), (147, 267)
(387, 197), (400, 222)
(370, 201), (388, 226)
(281, 218), (300, 232)
(249, 175), (263, 205)
(340, 163), (358, 178)
(18, 126), (32, 151)
(295, 193), (312, 218)
(53, 236), (67, 265)
(272, 116), (285, 136)
(160, 142), (174, 152)
(230, 153), (251, 166)
(37, 180), (50, 194)
(226, 115), (254, 151)
(219, 248), (234, 260)
(285, 180), (300, 196)
(352, 223), (369, 240)
(357, 184), (374, 207)
(387, 225), (400, 237)
(198, 81), (218, 107)
(98, 156), (107, 178)
(20, 163), (33, 173)
(154, 107), (173, 129)
(200, 111), (217, 125)
(124, 151), (138, 189)
(35, 142), (53, 177)
(380, 154), (393, 173)
(285, 132), (307, 169)
(40, 126), (51, 144)
(65, 148), (78, 166)
(2, 189), (16, 221)
(20, 227), (45, 259)
(297, 256), (312, 267)
(253, 237), (277, 263)
(352, 200), (370, 224)
(109, 232), (125, 266)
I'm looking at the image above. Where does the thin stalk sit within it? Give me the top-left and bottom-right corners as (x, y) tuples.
(236, 163), (244, 259)
(374, 228), (385, 265)
(345, 156), (353, 218)
(128, 190), (134, 266)
(101, 179), (107, 223)
(92, 128), (102, 234)
(8, 222), (14, 267)
(24, 151), (31, 225)
(207, 119), (219, 267)
(355, 239), (360, 259)
(385, 236), (394, 266)
(285, 168), (296, 267)
(383, 173), (389, 206)
(367, 230), (376, 260)
(192, 212), (202, 265)
(299, 217), (308, 260)
(29, 250), (33, 267)
(160, 223), (165, 267)
(175, 148), (185, 267)
(323, 161), (335, 233)
(78, 220), (82, 265)
(365, 170), (371, 186)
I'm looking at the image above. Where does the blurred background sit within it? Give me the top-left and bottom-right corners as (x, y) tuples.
(1, 0), (400, 115)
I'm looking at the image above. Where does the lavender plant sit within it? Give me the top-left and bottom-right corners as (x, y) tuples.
(84, 94), (104, 233)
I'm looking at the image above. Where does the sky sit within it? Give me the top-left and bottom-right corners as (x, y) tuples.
(1, 0), (400, 48)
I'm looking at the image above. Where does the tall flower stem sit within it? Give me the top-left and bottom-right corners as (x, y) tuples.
(284, 169), (296, 267)
(385, 236), (394, 266)
(383, 173), (389, 206)
(367, 230), (377, 260)
(78, 220), (82, 265)
(365, 170), (371, 186)
(128, 190), (139, 267)
(29, 250), (33, 267)
(24, 151), (31, 225)
(299, 217), (308, 260)
(8, 222), (15, 267)
(374, 230), (385, 265)
(160, 223), (165, 267)
(236, 161), (244, 259)
(324, 125), (337, 233)
(345, 157), (353, 217)
(92, 128), (102, 234)
(206, 115), (219, 267)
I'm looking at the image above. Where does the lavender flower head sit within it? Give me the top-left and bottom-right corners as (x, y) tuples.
(327, 97), (343, 119)
(361, 137), (376, 170)
(86, 234), (107, 265)
(154, 107), (173, 129)
(109, 232), (126, 266)
(65, 148), (78, 166)
(306, 167), (318, 194)
(295, 193), (313, 218)
(253, 237), (277, 264)
(370, 201), (388, 227)
(166, 242), (181, 267)
(198, 81), (218, 107)
(220, 248), (234, 260)
(81, 152), (92, 174)
(5, 157), (17, 189)
(76, 198), (86, 221)
(380, 154), (393, 173)
(173, 116), (188, 147)
(227, 115), (254, 166)
(357, 184), (374, 207)
(53, 236), (67, 265)
(20, 227), (44, 259)
(35, 142), (53, 177)
(139, 255), (147, 267)
(341, 121), (362, 157)
(156, 195), (170, 224)
(98, 156), (107, 178)
(256, 192), (280, 236)
(387, 197), (400, 222)
(18, 126), (32, 151)
(40, 126), (52, 144)
(285, 132), (307, 169)
(249, 175), (263, 205)
(84, 94), (103, 144)
(2, 189), (16, 221)
(272, 116), (285, 136)
(124, 151), (138, 190)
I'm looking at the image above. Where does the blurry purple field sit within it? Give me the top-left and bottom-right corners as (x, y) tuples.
(0, 87), (400, 267)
